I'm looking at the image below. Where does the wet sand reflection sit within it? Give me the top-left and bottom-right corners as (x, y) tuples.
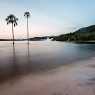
(0, 41), (95, 83)
(0, 42), (59, 83)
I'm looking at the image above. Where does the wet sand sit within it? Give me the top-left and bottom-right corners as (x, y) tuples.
(0, 57), (95, 95)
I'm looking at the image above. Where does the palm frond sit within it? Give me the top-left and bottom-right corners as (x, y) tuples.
(24, 11), (31, 18)
(5, 14), (18, 27)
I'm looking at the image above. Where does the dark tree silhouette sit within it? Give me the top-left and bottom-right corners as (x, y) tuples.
(24, 12), (31, 43)
(5, 14), (18, 45)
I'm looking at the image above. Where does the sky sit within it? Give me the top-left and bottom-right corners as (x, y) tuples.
(0, 0), (95, 39)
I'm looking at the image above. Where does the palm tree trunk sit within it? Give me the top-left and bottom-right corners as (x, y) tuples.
(12, 23), (15, 45)
(27, 17), (29, 44)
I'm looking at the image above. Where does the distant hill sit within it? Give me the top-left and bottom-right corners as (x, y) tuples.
(76, 25), (95, 33)
(29, 37), (48, 41)
(0, 36), (48, 41)
(52, 25), (95, 42)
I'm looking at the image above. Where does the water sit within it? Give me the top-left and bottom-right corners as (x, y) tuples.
(0, 40), (95, 81)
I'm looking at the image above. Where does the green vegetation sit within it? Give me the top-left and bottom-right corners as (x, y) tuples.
(24, 11), (31, 43)
(5, 14), (18, 45)
(52, 25), (95, 42)
(4, 12), (31, 45)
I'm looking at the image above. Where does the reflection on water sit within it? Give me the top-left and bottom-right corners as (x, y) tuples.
(0, 41), (95, 82)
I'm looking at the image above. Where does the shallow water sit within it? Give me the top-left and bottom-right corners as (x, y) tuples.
(0, 40), (95, 81)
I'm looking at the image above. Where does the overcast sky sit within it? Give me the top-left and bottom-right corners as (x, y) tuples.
(0, 0), (95, 38)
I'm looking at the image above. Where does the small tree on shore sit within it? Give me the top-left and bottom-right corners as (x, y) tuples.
(6, 14), (18, 45)
(24, 12), (31, 43)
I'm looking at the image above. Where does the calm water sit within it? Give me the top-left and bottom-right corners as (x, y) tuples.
(0, 40), (95, 81)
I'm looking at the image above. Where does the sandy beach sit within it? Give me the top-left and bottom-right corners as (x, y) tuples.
(0, 57), (95, 95)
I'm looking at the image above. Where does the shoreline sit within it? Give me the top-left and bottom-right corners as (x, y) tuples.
(53, 40), (95, 44)
(0, 57), (95, 95)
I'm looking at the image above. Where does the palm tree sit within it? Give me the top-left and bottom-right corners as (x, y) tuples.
(5, 14), (18, 45)
(24, 12), (31, 43)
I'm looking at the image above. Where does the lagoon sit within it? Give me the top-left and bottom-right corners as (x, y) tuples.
(0, 41), (95, 80)
(0, 41), (95, 95)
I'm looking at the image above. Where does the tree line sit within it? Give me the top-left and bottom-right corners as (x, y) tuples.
(52, 25), (95, 42)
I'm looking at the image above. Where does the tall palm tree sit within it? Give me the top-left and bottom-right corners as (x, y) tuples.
(24, 12), (31, 43)
(5, 14), (18, 45)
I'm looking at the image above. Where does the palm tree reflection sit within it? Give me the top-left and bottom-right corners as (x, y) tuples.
(27, 42), (31, 72)
(27, 42), (30, 59)
(11, 44), (18, 77)
(10, 42), (31, 80)
(12, 42), (31, 76)
(13, 44), (16, 64)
